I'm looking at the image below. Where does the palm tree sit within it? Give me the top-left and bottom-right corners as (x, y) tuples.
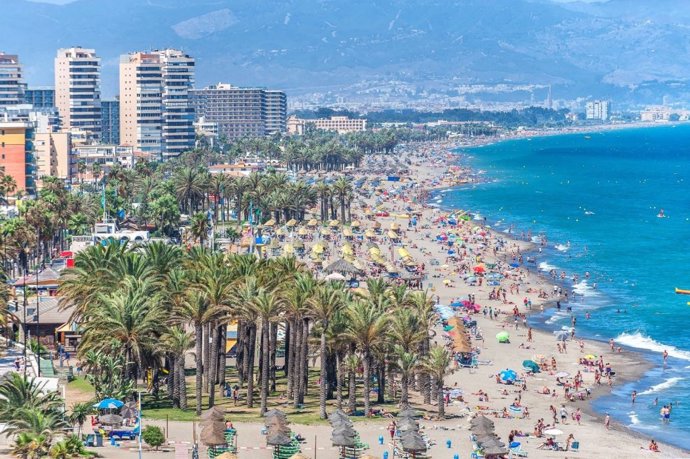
(421, 345), (453, 419)
(12, 431), (49, 459)
(331, 178), (353, 224)
(160, 326), (194, 410)
(189, 212), (210, 247)
(307, 283), (344, 419)
(251, 289), (284, 415)
(343, 353), (360, 414)
(68, 402), (92, 436)
(345, 300), (388, 417)
(172, 167), (206, 213)
(174, 291), (214, 415)
(0, 374), (63, 423)
(78, 278), (164, 381)
(394, 346), (418, 408)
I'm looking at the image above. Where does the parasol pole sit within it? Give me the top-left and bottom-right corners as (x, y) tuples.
(138, 391), (142, 459)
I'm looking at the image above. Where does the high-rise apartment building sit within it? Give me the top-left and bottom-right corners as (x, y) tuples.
(34, 132), (72, 186)
(101, 99), (120, 144)
(585, 100), (610, 121)
(265, 90), (287, 135)
(55, 47), (101, 138)
(0, 121), (35, 194)
(24, 88), (55, 108)
(190, 84), (287, 141)
(120, 49), (195, 159)
(0, 53), (24, 107)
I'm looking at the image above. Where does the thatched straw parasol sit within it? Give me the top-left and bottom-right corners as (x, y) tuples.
(324, 258), (361, 275)
(400, 431), (427, 453)
(289, 454), (310, 459)
(216, 453), (238, 459)
(470, 415), (495, 427)
(200, 406), (225, 424)
(266, 429), (292, 446)
(200, 425), (228, 446)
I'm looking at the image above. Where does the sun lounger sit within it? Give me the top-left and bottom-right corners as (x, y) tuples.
(570, 441), (579, 452)
(510, 443), (528, 457)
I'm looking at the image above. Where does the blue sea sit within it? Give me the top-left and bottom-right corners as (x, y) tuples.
(438, 125), (690, 449)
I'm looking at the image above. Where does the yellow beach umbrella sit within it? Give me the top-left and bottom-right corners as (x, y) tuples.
(286, 219), (298, 227)
(443, 279), (452, 285)
(312, 242), (325, 254)
(298, 227), (308, 236)
(283, 244), (294, 255)
(329, 220), (340, 228)
(373, 221), (382, 229)
(385, 263), (399, 273)
(365, 229), (376, 239)
(397, 214), (410, 219)
(390, 222), (400, 231)
(276, 228), (285, 236)
(264, 218), (276, 227)
(398, 247), (411, 259)
(351, 220), (361, 228)
(388, 230), (399, 239)
(321, 227), (331, 236)
(307, 219), (318, 227)
(352, 259), (365, 271)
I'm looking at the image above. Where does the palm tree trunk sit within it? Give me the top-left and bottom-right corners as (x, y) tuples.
(286, 320), (295, 399)
(270, 323), (278, 393)
(208, 324), (219, 408)
(437, 379), (445, 419)
(260, 320), (270, 415)
(195, 324), (203, 415)
(291, 319), (302, 407)
(218, 324), (227, 389)
(340, 198), (346, 225)
(203, 324), (211, 393)
(335, 351), (343, 410)
(319, 330), (328, 419)
(246, 325), (256, 407)
(348, 369), (356, 414)
(363, 352), (371, 417)
(401, 372), (409, 407)
(300, 320), (309, 400)
(178, 354), (187, 410)
(168, 357), (177, 408)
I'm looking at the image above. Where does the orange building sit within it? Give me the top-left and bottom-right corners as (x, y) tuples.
(0, 122), (35, 194)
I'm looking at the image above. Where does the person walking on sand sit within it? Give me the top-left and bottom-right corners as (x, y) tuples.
(560, 405), (569, 424)
(604, 413), (611, 430)
(527, 327), (533, 342)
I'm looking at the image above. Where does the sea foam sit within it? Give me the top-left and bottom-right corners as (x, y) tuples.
(538, 261), (558, 272)
(554, 243), (569, 252)
(616, 332), (690, 361)
(637, 377), (684, 396)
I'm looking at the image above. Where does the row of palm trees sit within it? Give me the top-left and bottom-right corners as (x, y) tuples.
(58, 242), (454, 419)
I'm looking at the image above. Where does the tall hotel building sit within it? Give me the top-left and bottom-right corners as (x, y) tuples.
(0, 53), (24, 107)
(120, 49), (195, 159)
(54, 48), (101, 139)
(190, 84), (287, 141)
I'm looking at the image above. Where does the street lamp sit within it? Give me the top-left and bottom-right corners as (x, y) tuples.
(35, 229), (40, 377)
(22, 244), (29, 379)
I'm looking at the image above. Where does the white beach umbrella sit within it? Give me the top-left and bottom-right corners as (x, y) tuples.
(543, 428), (564, 436)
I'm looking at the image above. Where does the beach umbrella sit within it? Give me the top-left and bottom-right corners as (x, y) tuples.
(400, 431), (427, 452)
(555, 330), (570, 341)
(325, 272), (346, 281)
(533, 354), (546, 363)
(286, 219), (298, 227)
(470, 415), (494, 427)
(307, 219), (318, 227)
(398, 407), (420, 418)
(443, 279), (452, 285)
(298, 227), (308, 236)
(496, 331), (510, 343)
(119, 402), (138, 419)
(473, 265), (485, 273)
(217, 453), (239, 459)
(351, 220), (361, 228)
(93, 398), (124, 410)
(266, 430), (293, 446)
(522, 360), (540, 373)
(555, 371), (570, 378)
(200, 406), (226, 423)
(264, 219), (276, 227)
(477, 436), (504, 448)
(499, 369), (517, 382)
(483, 445), (509, 456)
(324, 258), (361, 275)
(201, 425), (228, 446)
(543, 428), (564, 437)
(584, 354), (597, 360)
(470, 424), (495, 436)
(289, 454), (309, 459)
(98, 414), (123, 425)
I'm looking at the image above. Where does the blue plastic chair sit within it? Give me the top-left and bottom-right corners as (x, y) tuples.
(570, 441), (580, 452)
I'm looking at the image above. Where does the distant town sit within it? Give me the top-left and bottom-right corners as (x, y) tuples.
(0, 48), (686, 196)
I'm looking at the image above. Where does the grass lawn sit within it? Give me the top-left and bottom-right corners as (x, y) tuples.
(68, 376), (94, 395)
(142, 367), (405, 424)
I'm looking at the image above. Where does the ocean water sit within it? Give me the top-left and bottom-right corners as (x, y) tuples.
(438, 125), (690, 448)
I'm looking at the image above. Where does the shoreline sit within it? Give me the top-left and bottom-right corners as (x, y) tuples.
(426, 133), (689, 453)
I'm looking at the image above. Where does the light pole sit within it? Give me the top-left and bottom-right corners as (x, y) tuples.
(22, 245), (28, 378)
(35, 228), (41, 377)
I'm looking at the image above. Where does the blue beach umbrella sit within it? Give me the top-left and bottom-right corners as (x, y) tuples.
(94, 398), (124, 410)
(510, 263), (520, 268)
(500, 369), (517, 381)
(555, 330), (570, 342)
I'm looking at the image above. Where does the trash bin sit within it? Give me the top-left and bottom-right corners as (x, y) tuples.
(95, 433), (103, 447)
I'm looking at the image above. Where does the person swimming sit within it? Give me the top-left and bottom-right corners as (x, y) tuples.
(658, 209), (665, 218)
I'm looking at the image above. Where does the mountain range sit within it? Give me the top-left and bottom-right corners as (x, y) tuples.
(5, 0), (690, 106)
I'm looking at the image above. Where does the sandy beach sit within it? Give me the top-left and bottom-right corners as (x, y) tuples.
(21, 134), (688, 459)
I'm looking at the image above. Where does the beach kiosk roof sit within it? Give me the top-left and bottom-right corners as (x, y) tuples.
(324, 258), (361, 275)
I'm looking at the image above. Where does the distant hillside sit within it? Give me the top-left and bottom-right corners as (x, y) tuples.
(5, 0), (690, 104)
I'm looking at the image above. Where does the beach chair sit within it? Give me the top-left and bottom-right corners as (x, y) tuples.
(510, 443), (528, 457)
(570, 441), (579, 452)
